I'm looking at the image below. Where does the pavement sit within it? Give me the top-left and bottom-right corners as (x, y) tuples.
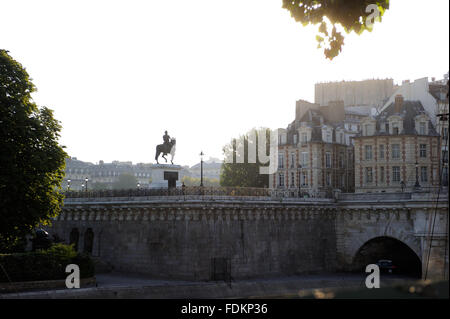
(1, 272), (425, 299)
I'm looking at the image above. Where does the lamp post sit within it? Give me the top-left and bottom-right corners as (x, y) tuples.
(414, 161), (421, 190)
(200, 151), (204, 187)
(85, 177), (89, 192)
(67, 179), (71, 191)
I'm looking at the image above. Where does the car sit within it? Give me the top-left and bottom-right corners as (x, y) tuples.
(376, 259), (397, 274)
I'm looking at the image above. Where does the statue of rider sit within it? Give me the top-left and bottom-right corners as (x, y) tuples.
(163, 130), (171, 153)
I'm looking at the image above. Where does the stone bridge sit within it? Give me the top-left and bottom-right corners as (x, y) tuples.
(45, 192), (448, 281)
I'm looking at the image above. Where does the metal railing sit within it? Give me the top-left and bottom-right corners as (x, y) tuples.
(62, 186), (338, 199)
(63, 186), (273, 198)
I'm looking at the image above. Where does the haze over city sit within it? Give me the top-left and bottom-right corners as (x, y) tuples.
(1, 0), (448, 166)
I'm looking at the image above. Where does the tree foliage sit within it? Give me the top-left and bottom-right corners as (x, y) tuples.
(0, 50), (67, 252)
(181, 176), (220, 187)
(112, 173), (137, 189)
(220, 127), (270, 188)
(282, 0), (389, 59)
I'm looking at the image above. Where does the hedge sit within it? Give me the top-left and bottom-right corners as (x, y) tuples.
(0, 244), (95, 283)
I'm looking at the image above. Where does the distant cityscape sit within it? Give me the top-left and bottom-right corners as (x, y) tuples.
(63, 74), (449, 194)
(63, 156), (222, 191)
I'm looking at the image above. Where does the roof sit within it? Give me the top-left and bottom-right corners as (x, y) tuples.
(344, 105), (372, 116)
(373, 100), (439, 136)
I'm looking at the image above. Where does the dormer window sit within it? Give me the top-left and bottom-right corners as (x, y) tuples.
(293, 134), (298, 145)
(414, 114), (429, 136)
(301, 132), (307, 143)
(393, 123), (399, 135)
(419, 122), (426, 135)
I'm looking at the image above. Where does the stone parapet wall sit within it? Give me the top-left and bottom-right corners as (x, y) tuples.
(45, 193), (448, 281)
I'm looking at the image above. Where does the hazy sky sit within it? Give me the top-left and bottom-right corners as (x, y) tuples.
(1, 0), (449, 166)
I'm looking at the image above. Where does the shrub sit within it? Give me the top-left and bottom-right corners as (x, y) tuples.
(0, 243), (95, 283)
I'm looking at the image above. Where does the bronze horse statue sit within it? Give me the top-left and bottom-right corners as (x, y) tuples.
(155, 138), (176, 164)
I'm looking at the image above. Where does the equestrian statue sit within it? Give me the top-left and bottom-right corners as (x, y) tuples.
(155, 130), (176, 164)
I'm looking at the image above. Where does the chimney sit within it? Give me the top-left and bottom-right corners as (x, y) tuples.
(324, 100), (345, 123)
(394, 94), (404, 113)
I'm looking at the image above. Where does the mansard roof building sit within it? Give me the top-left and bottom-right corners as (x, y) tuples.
(353, 95), (441, 193)
(270, 100), (355, 197)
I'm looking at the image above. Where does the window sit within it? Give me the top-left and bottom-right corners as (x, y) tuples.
(339, 152), (344, 168)
(290, 153), (296, 168)
(326, 131), (332, 143)
(302, 171), (308, 186)
(278, 153), (284, 169)
(443, 150), (449, 163)
(419, 122), (426, 135)
(443, 127), (448, 140)
(380, 167), (385, 183)
(278, 173), (285, 187)
(393, 123), (399, 135)
(392, 166), (401, 182)
(391, 144), (400, 159)
(420, 144), (427, 158)
(365, 145), (372, 160)
(365, 124), (371, 136)
(379, 145), (384, 159)
(291, 172), (295, 186)
(443, 166), (449, 186)
(325, 152), (331, 168)
(326, 172), (331, 186)
(385, 123), (389, 132)
(301, 132), (307, 143)
(420, 167), (428, 182)
(340, 132), (344, 144)
(293, 134), (298, 145)
(365, 167), (373, 183)
(301, 152), (309, 167)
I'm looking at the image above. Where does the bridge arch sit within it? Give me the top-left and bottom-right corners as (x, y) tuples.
(352, 236), (422, 278)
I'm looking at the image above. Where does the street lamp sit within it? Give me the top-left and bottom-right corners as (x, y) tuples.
(414, 161), (421, 190)
(67, 179), (71, 191)
(85, 177), (89, 192)
(200, 151), (204, 187)
(137, 183), (140, 189)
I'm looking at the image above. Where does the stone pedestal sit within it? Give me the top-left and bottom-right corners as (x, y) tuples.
(150, 164), (182, 188)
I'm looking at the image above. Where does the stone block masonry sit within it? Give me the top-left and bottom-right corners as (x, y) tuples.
(46, 193), (448, 281)
(49, 199), (338, 281)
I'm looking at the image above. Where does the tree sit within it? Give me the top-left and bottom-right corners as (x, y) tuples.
(220, 127), (271, 188)
(282, 0), (389, 60)
(181, 176), (220, 187)
(91, 182), (109, 190)
(0, 50), (67, 252)
(112, 173), (137, 189)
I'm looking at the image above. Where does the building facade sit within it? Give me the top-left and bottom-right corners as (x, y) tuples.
(63, 158), (153, 190)
(315, 78), (395, 109)
(354, 95), (441, 193)
(270, 100), (355, 197)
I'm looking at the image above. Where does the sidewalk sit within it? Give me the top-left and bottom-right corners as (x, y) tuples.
(0, 272), (416, 299)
